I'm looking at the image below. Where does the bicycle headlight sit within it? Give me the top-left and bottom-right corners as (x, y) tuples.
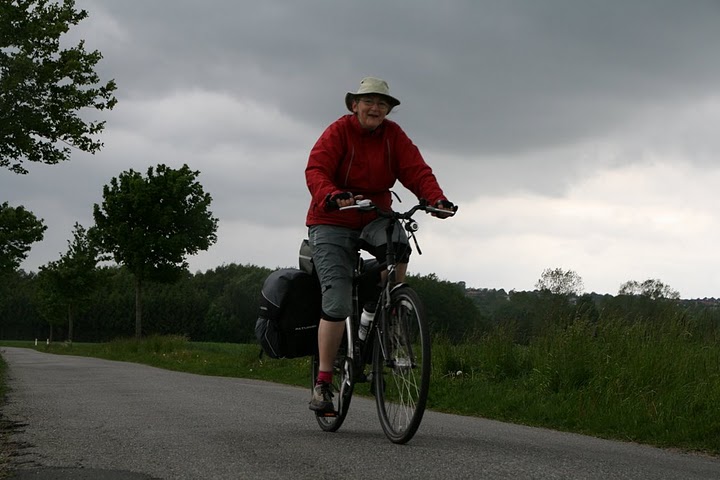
(405, 220), (419, 232)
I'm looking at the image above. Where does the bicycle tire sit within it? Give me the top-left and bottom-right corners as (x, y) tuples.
(312, 321), (354, 432)
(373, 286), (430, 444)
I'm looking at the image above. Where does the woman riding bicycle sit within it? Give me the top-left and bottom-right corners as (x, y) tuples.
(305, 76), (455, 413)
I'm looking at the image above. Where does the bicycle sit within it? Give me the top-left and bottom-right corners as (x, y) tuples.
(309, 198), (457, 444)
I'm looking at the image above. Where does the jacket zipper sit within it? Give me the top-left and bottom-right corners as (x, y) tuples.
(343, 146), (354, 187)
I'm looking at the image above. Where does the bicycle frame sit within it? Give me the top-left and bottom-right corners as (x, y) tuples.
(314, 199), (457, 442)
(331, 201), (451, 383)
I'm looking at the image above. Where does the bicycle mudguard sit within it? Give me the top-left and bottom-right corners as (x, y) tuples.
(390, 282), (409, 294)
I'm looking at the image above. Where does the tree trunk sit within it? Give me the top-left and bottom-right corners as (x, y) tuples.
(135, 276), (143, 338)
(67, 303), (74, 344)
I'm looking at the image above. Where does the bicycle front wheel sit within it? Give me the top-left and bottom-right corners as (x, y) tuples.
(373, 286), (430, 444)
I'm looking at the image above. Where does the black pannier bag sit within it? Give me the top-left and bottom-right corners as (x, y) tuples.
(255, 268), (321, 359)
(299, 239), (314, 275)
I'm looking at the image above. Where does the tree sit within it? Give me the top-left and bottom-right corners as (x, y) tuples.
(37, 223), (100, 342)
(618, 279), (680, 300)
(0, 202), (47, 272)
(0, 0), (117, 174)
(92, 164), (219, 337)
(535, 267), (584, 296)
(408, 272), (485, 341)
(0, 269), (45, 340)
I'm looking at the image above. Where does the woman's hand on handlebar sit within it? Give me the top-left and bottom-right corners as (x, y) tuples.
(327, 192), (364, 209)
(430, 199), (457, 219)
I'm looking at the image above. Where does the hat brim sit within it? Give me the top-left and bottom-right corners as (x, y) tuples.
(345, 92), (401, 112)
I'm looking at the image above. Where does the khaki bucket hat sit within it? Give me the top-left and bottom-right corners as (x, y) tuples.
(345, 77), (401, 112)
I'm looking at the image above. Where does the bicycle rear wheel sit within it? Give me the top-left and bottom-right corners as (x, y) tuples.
(312, 319), (354, 432)
(373, 286), (430, 444)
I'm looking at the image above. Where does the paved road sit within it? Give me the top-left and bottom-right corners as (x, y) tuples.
(2, 347), (719, 480)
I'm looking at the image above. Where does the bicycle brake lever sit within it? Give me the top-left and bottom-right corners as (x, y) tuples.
(338, 199), (374, 211)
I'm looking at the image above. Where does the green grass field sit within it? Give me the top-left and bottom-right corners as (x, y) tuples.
(1, 319), (719, 456)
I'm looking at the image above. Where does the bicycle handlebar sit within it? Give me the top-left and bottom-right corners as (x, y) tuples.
(339, 199), (458, 219)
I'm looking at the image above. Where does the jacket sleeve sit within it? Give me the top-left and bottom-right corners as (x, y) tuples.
(392, 126), (447, 205)
(305, 120), (347, 212)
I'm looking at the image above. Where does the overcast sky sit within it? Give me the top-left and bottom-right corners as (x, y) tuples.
(3, 0), (720, 299)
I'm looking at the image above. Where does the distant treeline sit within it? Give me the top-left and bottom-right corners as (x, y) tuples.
(1, 264), (718, 344)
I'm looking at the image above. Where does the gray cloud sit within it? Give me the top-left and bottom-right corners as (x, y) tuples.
(4, 0), (720, 296)
(74, 1), (720, 166)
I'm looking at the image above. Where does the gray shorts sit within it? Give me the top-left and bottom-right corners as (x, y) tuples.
(308, 218), (410, 321)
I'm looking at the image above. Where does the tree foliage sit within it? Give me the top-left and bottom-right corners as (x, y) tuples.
(618, 279), (680, 300)
(408, 273), (486, 342)
(92, 164), (219, 337)
(0, 0), (117, 174)
(535, 267), (584, 296)
(2, 260), (719, 350)
(36, 223), (100, 341)
(0, 201), (47, 272)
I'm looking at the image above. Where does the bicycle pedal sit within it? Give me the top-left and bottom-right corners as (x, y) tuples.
(316, 410), (338, 418)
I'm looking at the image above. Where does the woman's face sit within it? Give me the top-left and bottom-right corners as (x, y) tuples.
(352, 95), (390, 131)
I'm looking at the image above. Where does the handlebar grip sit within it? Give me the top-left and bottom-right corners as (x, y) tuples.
(425, 204), (458, 217)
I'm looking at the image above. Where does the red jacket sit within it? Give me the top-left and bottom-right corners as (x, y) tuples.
(305, 114), (446, 229)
